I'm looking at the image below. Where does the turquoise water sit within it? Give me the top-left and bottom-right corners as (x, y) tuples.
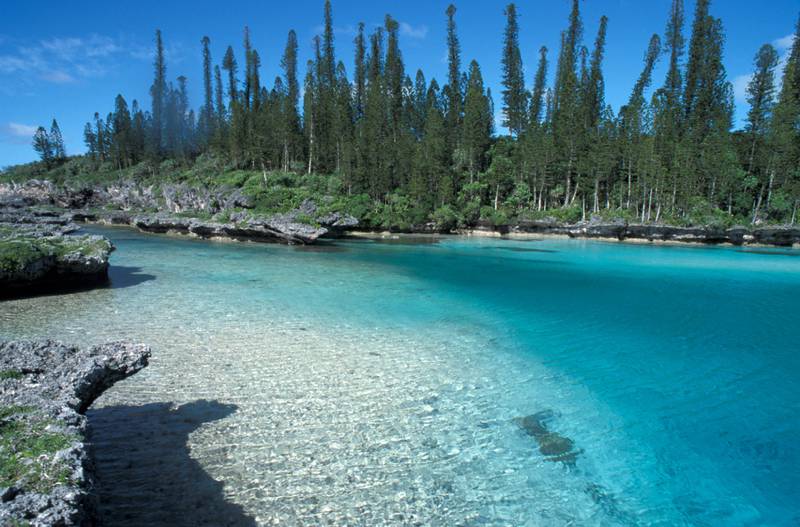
(2, 227), (799, 525)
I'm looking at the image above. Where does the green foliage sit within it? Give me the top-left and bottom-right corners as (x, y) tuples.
(0, 407), (76, 493)
(686, 197), (737, 227)
(520, 205), (583, 224)
(5, 1), (800, 228)
(480, 205), (510, 227)
(0, 370), (23, 380)
(431, 205), (458, 231)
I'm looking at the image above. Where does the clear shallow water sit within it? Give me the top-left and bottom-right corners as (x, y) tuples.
(2, 227), (799, 526)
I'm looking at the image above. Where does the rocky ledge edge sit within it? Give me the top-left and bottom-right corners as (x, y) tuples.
(0, 180), (358, 245)
(0, 222), (114, 295)
(459, 218), (800, 247)
(0, 340), (151, 526)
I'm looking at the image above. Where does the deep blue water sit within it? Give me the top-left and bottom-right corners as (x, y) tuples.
(2, 227), (799, 525)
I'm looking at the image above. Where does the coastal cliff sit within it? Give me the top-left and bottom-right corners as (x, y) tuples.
(0, 340), (151, 526)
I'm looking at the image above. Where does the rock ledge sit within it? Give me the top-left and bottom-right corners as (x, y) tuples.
(0, 340), (150, 526)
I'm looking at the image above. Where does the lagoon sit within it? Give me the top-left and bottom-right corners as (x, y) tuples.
(2, 226), (799, 525)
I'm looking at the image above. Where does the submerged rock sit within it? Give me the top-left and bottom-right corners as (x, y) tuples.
(0, 340), (151, 526)
(514, 410), (581, 465)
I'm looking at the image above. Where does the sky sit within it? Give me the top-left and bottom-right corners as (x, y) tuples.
(0, 0), (798, 167)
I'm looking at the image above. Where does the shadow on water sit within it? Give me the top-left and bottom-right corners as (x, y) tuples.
(0, 265), (155, 301)
(88, 400), (256, 527)
(108, 265), (157, 288)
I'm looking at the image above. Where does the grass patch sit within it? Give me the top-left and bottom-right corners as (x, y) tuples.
(0, 370), (23, 381)
(0, 407), (76, 493)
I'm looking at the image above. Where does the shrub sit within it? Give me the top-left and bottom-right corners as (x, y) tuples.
(431, 205), (458, 231)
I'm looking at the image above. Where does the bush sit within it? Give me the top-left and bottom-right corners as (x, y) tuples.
(431, 205), (458, 231)
(480, 206), (510, 227)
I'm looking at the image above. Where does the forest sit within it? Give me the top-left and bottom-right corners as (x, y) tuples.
(11, 0), (800, 228)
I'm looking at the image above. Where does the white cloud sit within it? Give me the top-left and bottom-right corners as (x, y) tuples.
(773, 33), (796, 51)
(311, 24), (358, 38)
(41, 70), (76, 84)
(0, 33), (139, 88)
(733, 73), (751, 104)
(1, 122), (39, 145)
(7, 122), (37, 137)
(400, 22), (428, 40)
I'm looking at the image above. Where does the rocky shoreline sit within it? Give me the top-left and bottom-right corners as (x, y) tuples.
(0, 180), (358, 245)
(0, 340), (150, 526)
(2, 179), (799, 247)
(464, 219), (800, 247)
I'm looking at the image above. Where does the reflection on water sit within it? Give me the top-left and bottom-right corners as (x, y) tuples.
(1, 225), (799, 525)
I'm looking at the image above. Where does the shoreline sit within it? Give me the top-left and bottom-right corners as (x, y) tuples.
(343, 227), (800, 249)
(80, 219), (800, 250)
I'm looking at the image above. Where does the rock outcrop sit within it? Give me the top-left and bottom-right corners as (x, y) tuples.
(0, 181), (360, 245)
(0, 340), (151, 526)
(131, 213), (327, 244)
(0, 221), (114, 295)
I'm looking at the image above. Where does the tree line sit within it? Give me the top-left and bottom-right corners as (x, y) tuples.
(50, 0), (800, 224)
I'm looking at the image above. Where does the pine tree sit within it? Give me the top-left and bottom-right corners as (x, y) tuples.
(530, 47), (548, 127)
(501, 4), (527, 137)
(150, 29), (167, 158)
(49, 119), (66, 160)
(766, 15), (800, 222)
(353, 23), (367, 121)
(583, 16), (608, 132)
(111, 95), (132, 167)
(281, 30), (300, 171)
(445, 4), (462, 146)
(744, 44), (779, 175)
(620, 34), (661, 211)
(412, 79), (449, 210)
(32, 127), (52, 166)
(362, 28), (389, 198)
(201, 36), (214, 143)
(83, 123), (97, 160)
(552, 0), (583, 206)
(131, 100), (146, 162)
(222, 46), (238, 107)
(462, 60), (492, 180)
(243, 27), (253, 111)
(303, 56), (317, 174)
(654, 0), (686, 213)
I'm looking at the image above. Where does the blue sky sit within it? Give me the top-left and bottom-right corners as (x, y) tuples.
(1, 0), (798, 166)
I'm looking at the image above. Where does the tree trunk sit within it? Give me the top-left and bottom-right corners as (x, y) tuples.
(307, 120), (314, 175)
(752, 185), (765, 224)
(626, 156), (633, 209)
(564, 157), (572, 208)
(766, 170), (775, 210)
(570, 182), (579, 208)
(593, 176), (599, 213)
